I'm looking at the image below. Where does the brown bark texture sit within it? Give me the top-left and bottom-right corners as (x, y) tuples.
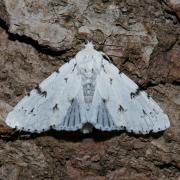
(0, 0), (179, 179)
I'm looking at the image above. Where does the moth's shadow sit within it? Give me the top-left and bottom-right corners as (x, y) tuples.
(2, 128), (164, 142)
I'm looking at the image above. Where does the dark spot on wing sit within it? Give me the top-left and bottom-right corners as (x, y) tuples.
(118, 105), (126, 112)
(56, 69), (60, 73)
(102, 54), (109, 61)
(130, 87), (141, 99)
(102, 98), (107, 104)
(135, 87), (141, 95)
(64, 77), (68, 83)
(102, 54), (113, 63)
(110, 78), (113, 85)
(109, 56), (113, 63)
(153, 108), (159, 114)
(70, 98), (74, 104)
(30, 108), (34, 113)
(130, 92), (136, 99)
(120, 126), (126, 130)
(50, 124), (55, 129)
(143, 109), (147, 115)
(101, 64), (106, 73)
(150, 112), (153, 115)
(53, 104), (59, 111)
(35, 84), (47, 97)
(72, 63), (77, 72)
(27, 92), (30, 96)
(78, 106), (81, 124)
(97, 105), (100, 124)
(41, 91), (47, 97)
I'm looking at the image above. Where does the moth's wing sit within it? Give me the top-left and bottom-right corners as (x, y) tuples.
(6, 59), (85, 132)
(91, 59), (170, 134)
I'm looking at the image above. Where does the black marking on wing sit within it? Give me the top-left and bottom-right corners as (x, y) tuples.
(35, 84), (47, 97)
(72, 63), (77, 72)
(53, 104), (58, 111)
(143, 109), (147, 115)
(60, 99), (82, 130)
(97, 105), (100, 124)
(94, 100), (117, 130)
(101, 64), (107, 73)
(102, 54), (113, 63)
(119, 71), (122, 74)
(35, 84), (41, 94)
(102, 98), (107, 104)
(110, 78), (113, 85)
(41, 91), (47, 97)
(67, 103), (74, 127)
(130, 87), (141, 99)
(72, 102), (76, 127)
(78, 104), (81, 124)
(102, 54), (109, 61)
(102, 105), (105, 127)
(70, 98), (74, 104)
(118, 105), (126, 112)
(64, 78), (68, 83)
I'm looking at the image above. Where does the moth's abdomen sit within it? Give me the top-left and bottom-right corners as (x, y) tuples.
(81, 69), (97, 111)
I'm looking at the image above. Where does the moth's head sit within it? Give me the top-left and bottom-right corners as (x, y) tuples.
(75, 42), (102, 71)
(84, 41), (94, 49)
(75, 42), (102, 63)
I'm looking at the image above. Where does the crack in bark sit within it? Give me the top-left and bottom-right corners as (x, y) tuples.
(155, 163), (180, 171)
(0, 18), (68, 57)
(160, 0), (180, 23)
(139, 80), (180, 91)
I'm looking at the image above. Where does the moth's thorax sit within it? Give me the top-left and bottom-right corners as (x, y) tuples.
(75, 45), (102, 110)
(75, 47), (102, 74)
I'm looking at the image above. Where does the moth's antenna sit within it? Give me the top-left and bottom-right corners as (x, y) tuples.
(85, 41), (94, 49)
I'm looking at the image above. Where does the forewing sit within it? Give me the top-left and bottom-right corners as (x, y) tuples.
(93, 59), (170, 134)
(6, 59), (84, 132)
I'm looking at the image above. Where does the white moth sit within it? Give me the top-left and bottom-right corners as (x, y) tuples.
(6, 42), (170, 134)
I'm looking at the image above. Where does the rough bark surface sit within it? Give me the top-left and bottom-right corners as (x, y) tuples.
(0, 0), (179, 179)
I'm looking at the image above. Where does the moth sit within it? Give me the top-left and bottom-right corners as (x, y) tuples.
(6, 42), (170, 134)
